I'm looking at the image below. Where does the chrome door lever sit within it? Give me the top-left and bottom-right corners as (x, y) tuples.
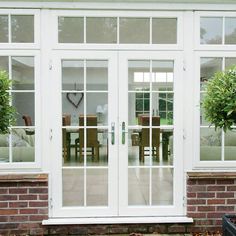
(111, 122), (115, 145)
(122, 121), (126, 145)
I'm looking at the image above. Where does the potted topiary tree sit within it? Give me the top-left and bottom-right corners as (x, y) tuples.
(0, 70), (16, 134)
(202, 66), (236, 132)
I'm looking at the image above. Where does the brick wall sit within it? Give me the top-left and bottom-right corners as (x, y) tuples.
(187, 172), (236, 234)
(0, 174), (48, 235)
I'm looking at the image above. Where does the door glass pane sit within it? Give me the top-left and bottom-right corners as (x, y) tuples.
(86, 17), (117, 43)
(86, 60), (108, 91)
(87, 169), (108, 206)
(11, 15), (34, 43)
(152, 60), (174, 91)
(0, 15), (8, 42)
(0, 134), (9, 163)
(12, 128), (35, 162)
(12, 92), (35, 126)
(62, 169), (84, 206)
(200, 58), (222, 91)
(0, 56), (9, 73)
(225, 57), (236, 69)
(200, 17), (222, 44)
(128, 168), (149, 205)
(200, 127), (222, 161)
(12, 57), (34, 90)
(225, 129), (236, 161)
(225, 17), (236, 45)
(58, 17), (84, 43)
(152, 168), (173, 205)
(152, 18), (177, 44)
(120, 18), (150, 44)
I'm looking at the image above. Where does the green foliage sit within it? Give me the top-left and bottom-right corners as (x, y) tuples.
(0, 71), (16, 134)
(202, 67), (236, 132)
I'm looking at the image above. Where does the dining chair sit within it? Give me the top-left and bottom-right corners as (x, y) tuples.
(22, 115), (35, 135)
(75, 115), (100, 162)
(62, 114), (71, 161)
(139, 115), (160, 162)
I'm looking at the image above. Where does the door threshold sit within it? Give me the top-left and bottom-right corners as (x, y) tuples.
(43, 216), (193, 225)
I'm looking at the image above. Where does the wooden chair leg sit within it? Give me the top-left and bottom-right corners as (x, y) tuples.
(79, 146), (83, 162)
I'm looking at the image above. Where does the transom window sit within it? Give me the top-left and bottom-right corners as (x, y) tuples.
(58, 16), (177, 44)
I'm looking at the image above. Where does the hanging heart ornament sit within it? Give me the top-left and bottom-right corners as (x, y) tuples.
(66, 92), (84, 109)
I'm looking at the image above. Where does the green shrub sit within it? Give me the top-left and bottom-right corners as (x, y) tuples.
(0, 71), (16, 134)
(202, 67), (236, 132)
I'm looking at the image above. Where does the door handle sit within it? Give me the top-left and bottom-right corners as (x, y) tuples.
(111, 122), (115, 145)
(122, 121), (126, 145)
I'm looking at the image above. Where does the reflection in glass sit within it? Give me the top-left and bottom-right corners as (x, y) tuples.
(86, 60), (108, 91)
(120, 18), (150, 44)
(0, 56), (9, 73)
(11, 15), (34, 43)
(128, 168), (149, 205)
(200, 128), (222, 161)
(225, 57), (236, 70)
(200, 17), (222, 44)
(12, 57), (34, 90)
(200, 57), (222, 91)
(225, 18), (236, 45)
(62, 60), (84, 91)
(86, 17), (117, 43)
(152, 168), (173, 205)
(0, 134), (9, 162)
(87, 169), (108, 206)
(11, 128), (35, 162)
(128, 60), (150, 91)
(63, 169), (84, 206)
(152, 18), (177, 44)
(152, 60), (174, 91)
(225, 129), (236, 161)
(12, 92), (34, 126)
(58, 17), (84, 43)
(0, 15), (8, 42)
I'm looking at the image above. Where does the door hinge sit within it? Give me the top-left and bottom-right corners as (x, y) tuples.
(49, 60), (52, 70)
(49, 129), (53, 141)
(49, 198), (53, 209)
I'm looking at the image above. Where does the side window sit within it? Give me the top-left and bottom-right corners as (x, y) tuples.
(200, 57), (236, 162)
(0, 56), (35, 163)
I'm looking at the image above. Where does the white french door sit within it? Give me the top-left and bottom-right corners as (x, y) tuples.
(50, 50), (184, 218)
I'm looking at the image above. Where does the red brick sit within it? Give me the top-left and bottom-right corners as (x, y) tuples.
(0, 202), (8, 208)
(197, 192), (215, 198)
(217, 205), (235, 211)
(29, 215), (48, 221)
(195, 219), (214, 225)
(198, 206), (215, 212)
(19, 209), (38, 214)
(38, 208), (48, 214)
(227, 186), (236, 191)
(217, 192), (234, 198)
(188, 185), (206, 192)
(9, 202), (28, 208)
(9, 188), (27, 194)
(19, 223), (41, 230)
(0, 223), (19, 229)
(207, 212), (225, 218)
(197, 179), (215, 185)
(0, 189), (8, 194)
(0, 195), (17, 201)
(227, 199), (236, 204)
(208, 199), (225, 205)
(187, 192), (196, 198)
(187, 212), (206, 218)
(0, 216), (8, 222)
(38, 194), (48, 200)
(217, 179), (234, 185)
(19, 194), (37, 200)
(29, 188), (48, 194)
(187, 199), (206, 205)
(30, 228), (45, 235)
(168, 225), (186, 233)
(9, 215), (28, 222)
(187, 206), (196, 212)
(0, 183), (17, 187)
(187, 179), (197, 185)
(207, 186), (225, 191)
(29, 201), (48, 207)
(0, 209), (18, 215)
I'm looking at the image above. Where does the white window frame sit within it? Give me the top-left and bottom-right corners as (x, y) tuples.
(51, 10), (183, 51)
(0, 50), (41, 170)
(0, 9), (40, 49)
(193, 51), (236, 169)
(195, 11), (236, 51)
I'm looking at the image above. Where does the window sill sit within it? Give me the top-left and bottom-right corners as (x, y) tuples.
(43, 216), (193, 225)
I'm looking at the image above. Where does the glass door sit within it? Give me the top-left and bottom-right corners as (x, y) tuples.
(51, 51), (118, 217)
(118, 51), (184, 216)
